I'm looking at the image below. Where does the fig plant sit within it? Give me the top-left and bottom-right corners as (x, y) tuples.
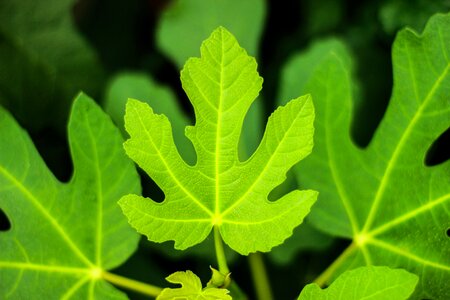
(0, 11), (449, 300)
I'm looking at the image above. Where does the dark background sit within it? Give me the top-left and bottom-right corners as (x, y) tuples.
(0, 0), (449, 299)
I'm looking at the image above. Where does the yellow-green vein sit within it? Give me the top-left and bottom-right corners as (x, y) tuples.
(0, 166), (93, 267)
(369, 238), (450, 271)
(369, 193), (450, 237)
(222, 197), (313, 225)
(0, 262), (88, 274)
(83, 110), (104, 267)
(221, 97), (310, 218)
(61, 276), (91, 300)
(124, 202), (211, 223)
(131, 107), (213, 216)
(215, 28), (225, 219)
(362, 62), (450, 233)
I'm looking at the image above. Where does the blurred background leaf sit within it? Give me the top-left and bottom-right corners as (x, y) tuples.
(157, 0), (266, 68)
(379, 0), (450, 34)
(0, 0), (104, 130)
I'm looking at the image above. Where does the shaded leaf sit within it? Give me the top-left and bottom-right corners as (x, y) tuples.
(0, 94), (140, 298)
(0, 0), (104, 129)
(279, 13), (450, 299)
(379, 0), (450, 34)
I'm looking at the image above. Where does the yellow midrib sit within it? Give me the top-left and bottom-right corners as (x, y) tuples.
(214, 30), (225, 220)
(132, 107), (213, 217)
(82, 110), (104, 268)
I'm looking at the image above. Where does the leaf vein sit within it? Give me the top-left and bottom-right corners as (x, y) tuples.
(362, 62), (450, 233)
(0, 166), (93, 267)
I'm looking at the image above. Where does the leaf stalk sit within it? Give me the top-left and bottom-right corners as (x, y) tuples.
(248, 252), (273, 300)
(314, 242), (358, 287)
(102, 271), (162, 298)
(214, 225), (230, 275)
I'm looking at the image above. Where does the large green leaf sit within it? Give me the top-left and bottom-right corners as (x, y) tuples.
(157, 0), (266, 68)
(0, 0), (104, 129)
(119, 27), (317, 255)
(0, 94), (140, 298)
(279, 13), (450, 299)
(298, 266), (418, 300)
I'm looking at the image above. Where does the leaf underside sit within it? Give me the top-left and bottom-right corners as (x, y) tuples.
(279, 13), (450, 299)
(0, 94), (140, 299)
(119, 27), (318, 255)
(298, 266), (418, 300)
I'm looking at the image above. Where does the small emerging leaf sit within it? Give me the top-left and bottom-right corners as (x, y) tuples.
(157, 270), (231, 300)
(119, 27), (317, 255)
(298, 266), (418, 300)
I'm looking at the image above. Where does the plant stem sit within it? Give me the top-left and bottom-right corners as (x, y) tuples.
(248, 252), (273, 300)
(102, 271), (162, 298)
(213, 227), (250, 299)
(314, 242), (357, 287)
(214, 225), (230, 274)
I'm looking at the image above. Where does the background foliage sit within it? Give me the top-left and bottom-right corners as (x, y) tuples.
(0, 0), (449, 299)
